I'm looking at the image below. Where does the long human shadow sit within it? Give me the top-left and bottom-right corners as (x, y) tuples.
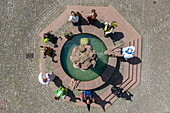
(119, 56), (141, 65)
(122, 90), (133, 101)
(73, 17), (89, 33)
(108, 32), (124, 42)
(67, 89), (81, 102)
(91, 19), (105, 29)
(93, 92), (112, 111)
(52, 75), (63, 88)
(111, 87), (133, 101)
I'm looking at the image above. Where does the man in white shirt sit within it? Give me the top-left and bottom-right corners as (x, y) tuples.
(38, 72), (55, 85)
(68, 11), (79, 23)
(122, 46), (135, 59)
(104, 44), (135, 59)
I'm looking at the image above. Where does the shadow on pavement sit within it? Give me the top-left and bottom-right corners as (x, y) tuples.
(67, 89), (81, 102)
(119, 56), (141, 65)
(92, 19), (105, 29)
(108, 32), (124, 42)
(52, 75), (63, 88)
(94, 92), (112, 111)
(94, 58), (123, 91)
(111, 87), (133, 101)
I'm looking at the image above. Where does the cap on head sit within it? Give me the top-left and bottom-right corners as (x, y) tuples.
(111, 21), (118, 28)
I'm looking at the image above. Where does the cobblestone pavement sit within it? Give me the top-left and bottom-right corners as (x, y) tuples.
(0, 0), (170, 113)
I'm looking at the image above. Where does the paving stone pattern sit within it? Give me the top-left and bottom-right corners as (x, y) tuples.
(0, 0), (170, 113)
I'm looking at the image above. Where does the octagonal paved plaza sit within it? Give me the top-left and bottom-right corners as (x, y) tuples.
(1, 0), (170, 113)
(39, 4), (142, 109)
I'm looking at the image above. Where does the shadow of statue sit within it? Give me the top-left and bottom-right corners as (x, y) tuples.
(94, 92), (112, 111)
(94, 58), (123, 91)
(92, 19), (105, 29)
(111, 86), (133, 101)
(90, 58), (109, 76)
(107, 32), (124, 42)
(67, 89), (81, 102)
(119, 56), (141, 65)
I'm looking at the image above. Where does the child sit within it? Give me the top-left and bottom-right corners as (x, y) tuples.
(81, 90), (96, 104)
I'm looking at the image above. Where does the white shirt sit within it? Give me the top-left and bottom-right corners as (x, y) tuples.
(104, 22), (113, 35)
(122, 46), (135, 59)
(38, 73), (55, 85)
(69, 16), (79, 23)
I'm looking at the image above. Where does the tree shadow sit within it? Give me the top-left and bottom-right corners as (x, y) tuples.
(108, 32), (124, 42)
(94, 92), (112, 111)
(91, 19), (105, 29)
(111, 87), (133, 101)
(119, 56), (141, 65)
(67, 89), (81, 102)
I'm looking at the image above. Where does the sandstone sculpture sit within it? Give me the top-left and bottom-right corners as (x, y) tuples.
(70, 44), (98, 71)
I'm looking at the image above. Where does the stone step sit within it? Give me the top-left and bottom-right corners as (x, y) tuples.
(119, 39), (141, 90)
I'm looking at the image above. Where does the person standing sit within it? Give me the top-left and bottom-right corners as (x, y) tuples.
(38, 73), (55, 85)
(54, 86), (68, 100)
(68, 11), (80, 25)
(103, 21), (118, 37)
(81, 90), (96, 104)
(40, 46), (54, 58)
(86, 9), (98, 24)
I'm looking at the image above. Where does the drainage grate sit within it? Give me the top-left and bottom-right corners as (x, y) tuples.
(26, 53), (34, 59)
(0, 98), (7, 110)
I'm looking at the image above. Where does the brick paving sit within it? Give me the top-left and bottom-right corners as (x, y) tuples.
(0, 0), (170, 113)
